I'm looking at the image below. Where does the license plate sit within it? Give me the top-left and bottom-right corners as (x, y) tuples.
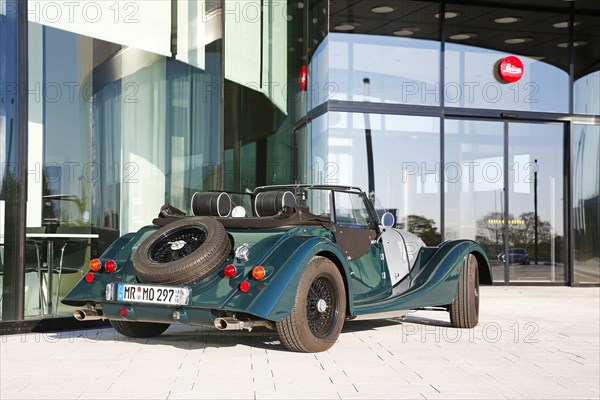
(115, 283), (190, 306)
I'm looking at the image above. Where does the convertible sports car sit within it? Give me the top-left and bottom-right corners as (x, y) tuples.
(63, 185), (492, 352)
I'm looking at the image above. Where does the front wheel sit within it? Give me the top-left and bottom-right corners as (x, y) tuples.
(449, 253), (479, 328)
(276, 256), (346, 352)
(110, 320), (170, 338)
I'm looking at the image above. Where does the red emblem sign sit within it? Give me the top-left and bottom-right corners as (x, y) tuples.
(498, 56), (524, 83)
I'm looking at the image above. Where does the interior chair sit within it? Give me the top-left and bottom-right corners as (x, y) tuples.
(53, 225), (90, 316)
(25, 227), (47, 317)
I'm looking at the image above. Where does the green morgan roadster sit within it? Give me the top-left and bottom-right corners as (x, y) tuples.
(63, 185), (492, 353)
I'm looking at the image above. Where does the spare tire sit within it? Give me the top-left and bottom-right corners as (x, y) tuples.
(133, 217), (231, 285)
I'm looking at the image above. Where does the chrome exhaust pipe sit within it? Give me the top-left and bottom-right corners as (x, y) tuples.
(214, 317), (253, 331)
(73, 308), (104, 321)
(214, 317), (274, 331)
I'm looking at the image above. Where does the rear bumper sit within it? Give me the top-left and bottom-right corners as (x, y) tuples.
(100, 302), (216, 326)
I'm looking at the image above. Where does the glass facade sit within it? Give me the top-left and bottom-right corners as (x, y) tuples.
(572, 124), (600, 284)
(443, 3), (571, 112)
(1, 0), (599, 325)
(314, 112), (441, 244)
(321, 0), (598, 285)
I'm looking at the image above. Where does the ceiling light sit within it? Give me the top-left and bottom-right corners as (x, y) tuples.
(435, 11), (460, 19)
(393, 27), (420, 36)
(504, 37), (533, 44)
(494, 16), (521, 24)
(334, 22), (360, 31)
(558, 41), (588, 48)
(553, 21), (581, 28)
(450, 33), (477, 40)
(371, 5), (395, 14)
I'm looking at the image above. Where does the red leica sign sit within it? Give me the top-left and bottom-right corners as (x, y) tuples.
(498, 56), (524, 83)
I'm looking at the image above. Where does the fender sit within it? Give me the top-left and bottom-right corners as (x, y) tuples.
(238, 236), (354, 321)
(61, 231), (145, 306)
(354, 240), (491, 315)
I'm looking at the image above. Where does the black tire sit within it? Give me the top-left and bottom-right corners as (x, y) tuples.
(449, 253), (480, 328)
(110, 320), (170, 338)
(276, 256), (346, 353)
(133, 217), (231, 285)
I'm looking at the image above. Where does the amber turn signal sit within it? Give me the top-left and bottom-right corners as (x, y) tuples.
(89, 259), (101, 271)
(252, 266), (266, 280)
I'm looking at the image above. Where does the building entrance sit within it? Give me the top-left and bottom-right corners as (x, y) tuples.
(444, 118), (566, 284)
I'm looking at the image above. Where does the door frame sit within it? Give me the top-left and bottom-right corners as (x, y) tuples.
(444, 116), (570, 285)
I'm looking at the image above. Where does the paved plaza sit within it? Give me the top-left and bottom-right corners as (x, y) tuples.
(1, 286), (599, 399)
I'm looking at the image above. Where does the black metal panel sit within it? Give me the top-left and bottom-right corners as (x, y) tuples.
(333, 226), (377, 260)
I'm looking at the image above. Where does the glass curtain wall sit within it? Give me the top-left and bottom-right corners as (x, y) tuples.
(309, 0), (600, 284)
(314, 112), (441, 244)
(224, 0), (309, 191)
(572, 124), (600, 284)
(0, 1), (224, 320)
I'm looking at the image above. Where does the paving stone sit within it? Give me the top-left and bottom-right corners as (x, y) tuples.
(1, 287), (598, 399)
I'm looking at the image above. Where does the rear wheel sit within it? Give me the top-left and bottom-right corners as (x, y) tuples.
(110, 320), (170, 338)
(276, 256), (346, 352)
(449, 253), (479, 328)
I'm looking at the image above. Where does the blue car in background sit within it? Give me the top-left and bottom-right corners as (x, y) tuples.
(498, 248), (530, 265)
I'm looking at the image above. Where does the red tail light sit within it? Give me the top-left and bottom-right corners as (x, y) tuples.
(104, 260), (117, 273)
(89, 259), (101, 271)
(223, 264), (237, 278)
(239, 281), (251, 293)
(84, 272), (94, 283)
(119, 307), (128, 317)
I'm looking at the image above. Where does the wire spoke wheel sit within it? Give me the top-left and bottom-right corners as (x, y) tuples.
(149, 227), (207, 263)
(276, 256), (346, 352)
(306, 277), (337, 338)
(133, 217), (231, 285)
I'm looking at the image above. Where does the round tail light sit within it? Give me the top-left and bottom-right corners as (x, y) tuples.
(84, 272), (94, 283)
(89, 259), (101, 271)
(223, 264), (237, 279)
(252, 266), (266, 280)
(239, 281), (251, 293)
(104, 260), (117, 273)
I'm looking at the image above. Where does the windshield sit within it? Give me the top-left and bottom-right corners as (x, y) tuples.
(369, 196), (388, 225)
(255, 185), (380, 227)
(257, 186), (332, 219)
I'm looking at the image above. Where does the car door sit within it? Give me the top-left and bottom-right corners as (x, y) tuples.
(331, 191), (391, 302)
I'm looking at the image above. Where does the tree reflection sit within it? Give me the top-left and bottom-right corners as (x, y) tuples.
(476, 211), (561, 263)
(398, 214), (441, 245)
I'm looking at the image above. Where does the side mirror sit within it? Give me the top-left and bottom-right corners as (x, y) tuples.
(381, 212), (395, 229)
